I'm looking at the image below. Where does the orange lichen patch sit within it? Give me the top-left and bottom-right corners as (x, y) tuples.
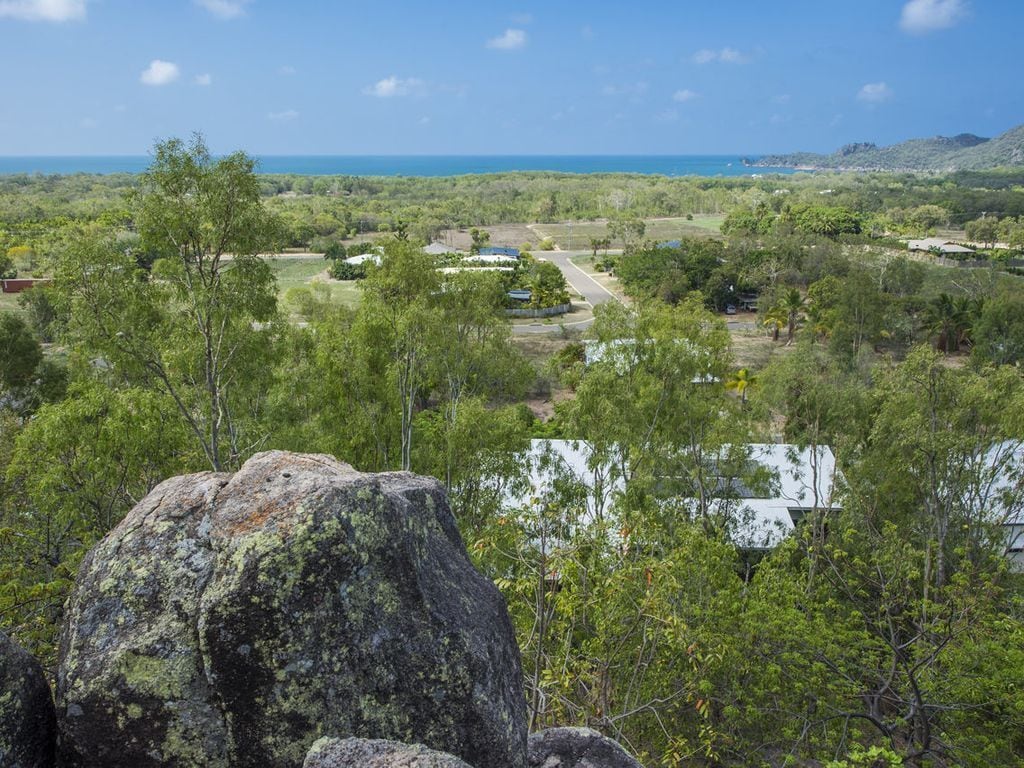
(217, 496), (303, 538)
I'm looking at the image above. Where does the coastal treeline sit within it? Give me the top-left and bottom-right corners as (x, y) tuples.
(2, 139), (1024, 767)
(4, 164), (1024, 260)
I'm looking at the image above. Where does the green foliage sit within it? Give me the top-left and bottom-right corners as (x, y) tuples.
(0, 313), (42, 391)
(1, 384), (193, 664)
(973, 292), (1024, 364)
(721, 204), (775, 236)
(328, 259), (367, 280)
(0, 250), (14, 278)
(965, 216), (1001, 247)
(56, 136), (283, 471)
(17, 284), (63, 342)
(526, 260), (570, 308)
(615, 238), (725, 304)
(4, 142), (1024, 767)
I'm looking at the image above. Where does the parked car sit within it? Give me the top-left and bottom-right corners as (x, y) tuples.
(725, 304), (737, 315)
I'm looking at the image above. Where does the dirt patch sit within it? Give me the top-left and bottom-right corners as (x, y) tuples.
(524, 387), (575, 422)
(730, 328), (788, 369)
(438, 224), (540, 251)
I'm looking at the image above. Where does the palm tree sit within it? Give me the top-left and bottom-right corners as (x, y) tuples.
(923, 293), (962, 353)
(726, 368), (757, 404)
(778, 288), (807, 344)
(804, 302), (830, 343)
(762, 305), (787, 342)
(953, 295), (983, 350)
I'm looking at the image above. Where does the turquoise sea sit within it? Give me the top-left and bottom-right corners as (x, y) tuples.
(0, 155), (795, 177)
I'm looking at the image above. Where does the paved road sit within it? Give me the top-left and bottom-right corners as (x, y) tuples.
(541, 250), (619, 308)
(511, 250), (620, 336)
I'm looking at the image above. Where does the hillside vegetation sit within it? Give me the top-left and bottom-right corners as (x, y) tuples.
(752, 123), (1024, 171)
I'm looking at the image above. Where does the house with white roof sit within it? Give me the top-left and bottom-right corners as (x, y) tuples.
(908, 237), (975, 256)
(508, 436), (1024, 566)
(344, 253), (382, 267)
(510, 439), (840, 551)
(463, 254), (520, 265)
(423, 242), (463, 256)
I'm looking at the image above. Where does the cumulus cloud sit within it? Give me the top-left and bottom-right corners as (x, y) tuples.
(194, 0), (251, 19)
(899, 0), (967, 34)
(0, 0), (86, 22)
(140, 60), (180, 86)
(268, 109), (298, 121)
(363, 75), (425, 98)
(672, 88), (699, 103)
(693, 47), (744, 64)
(857, 82), (893, 103)
(194, 73), (212, 86)
(487, 28), (527, 50)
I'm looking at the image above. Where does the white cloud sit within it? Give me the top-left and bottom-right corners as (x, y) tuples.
(363, 75), (425, 98)
(0, 0), (86, 22)
(672, 88), (699, 103)
(510, 12), (532, 24)
(773, 94), (792, 105)
(268, 109), (298, 121)
(487, 28), (527, 50)
(418, 116), (431, 125)
(857, 81), (893, 103)
(899, 0), (967, 34)
(693, 47), (745, 64)
(279, 65), (296, 76)
(140, 60), (180, 86)
(195, 73), (212, 86)
(580, 24), (593, 39)
(194, 0), (251, 19)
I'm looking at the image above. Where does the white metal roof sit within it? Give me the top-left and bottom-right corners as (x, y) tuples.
(510, 439), (840, 549)
(463, 254), (520, 265)
(344, 253), (382, 266)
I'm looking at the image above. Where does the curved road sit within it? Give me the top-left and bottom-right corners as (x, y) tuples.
(512, 250), (619, 335)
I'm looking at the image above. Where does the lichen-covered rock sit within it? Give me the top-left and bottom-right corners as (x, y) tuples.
(0, 630), (56, 768)
(57, 451), (526, 768)
(527, 727), (643, 768)
(303, 736), (472, 767)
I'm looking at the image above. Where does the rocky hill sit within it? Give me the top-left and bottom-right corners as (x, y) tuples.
(0, 451), (644, 768)
(750, 123), (1024, 171)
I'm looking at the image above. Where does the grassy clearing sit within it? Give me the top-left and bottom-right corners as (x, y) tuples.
(265, 257), (362, 310)
(0, 292), (26, 317)
(533, 215), (725, 248)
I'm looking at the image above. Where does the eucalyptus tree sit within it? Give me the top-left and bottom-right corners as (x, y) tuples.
(57, 136), (283, 470)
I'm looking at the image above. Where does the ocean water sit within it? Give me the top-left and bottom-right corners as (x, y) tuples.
(0, 155), (796, 177)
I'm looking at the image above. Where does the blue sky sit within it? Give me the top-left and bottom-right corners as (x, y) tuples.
(0, 0), (1021, 155)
